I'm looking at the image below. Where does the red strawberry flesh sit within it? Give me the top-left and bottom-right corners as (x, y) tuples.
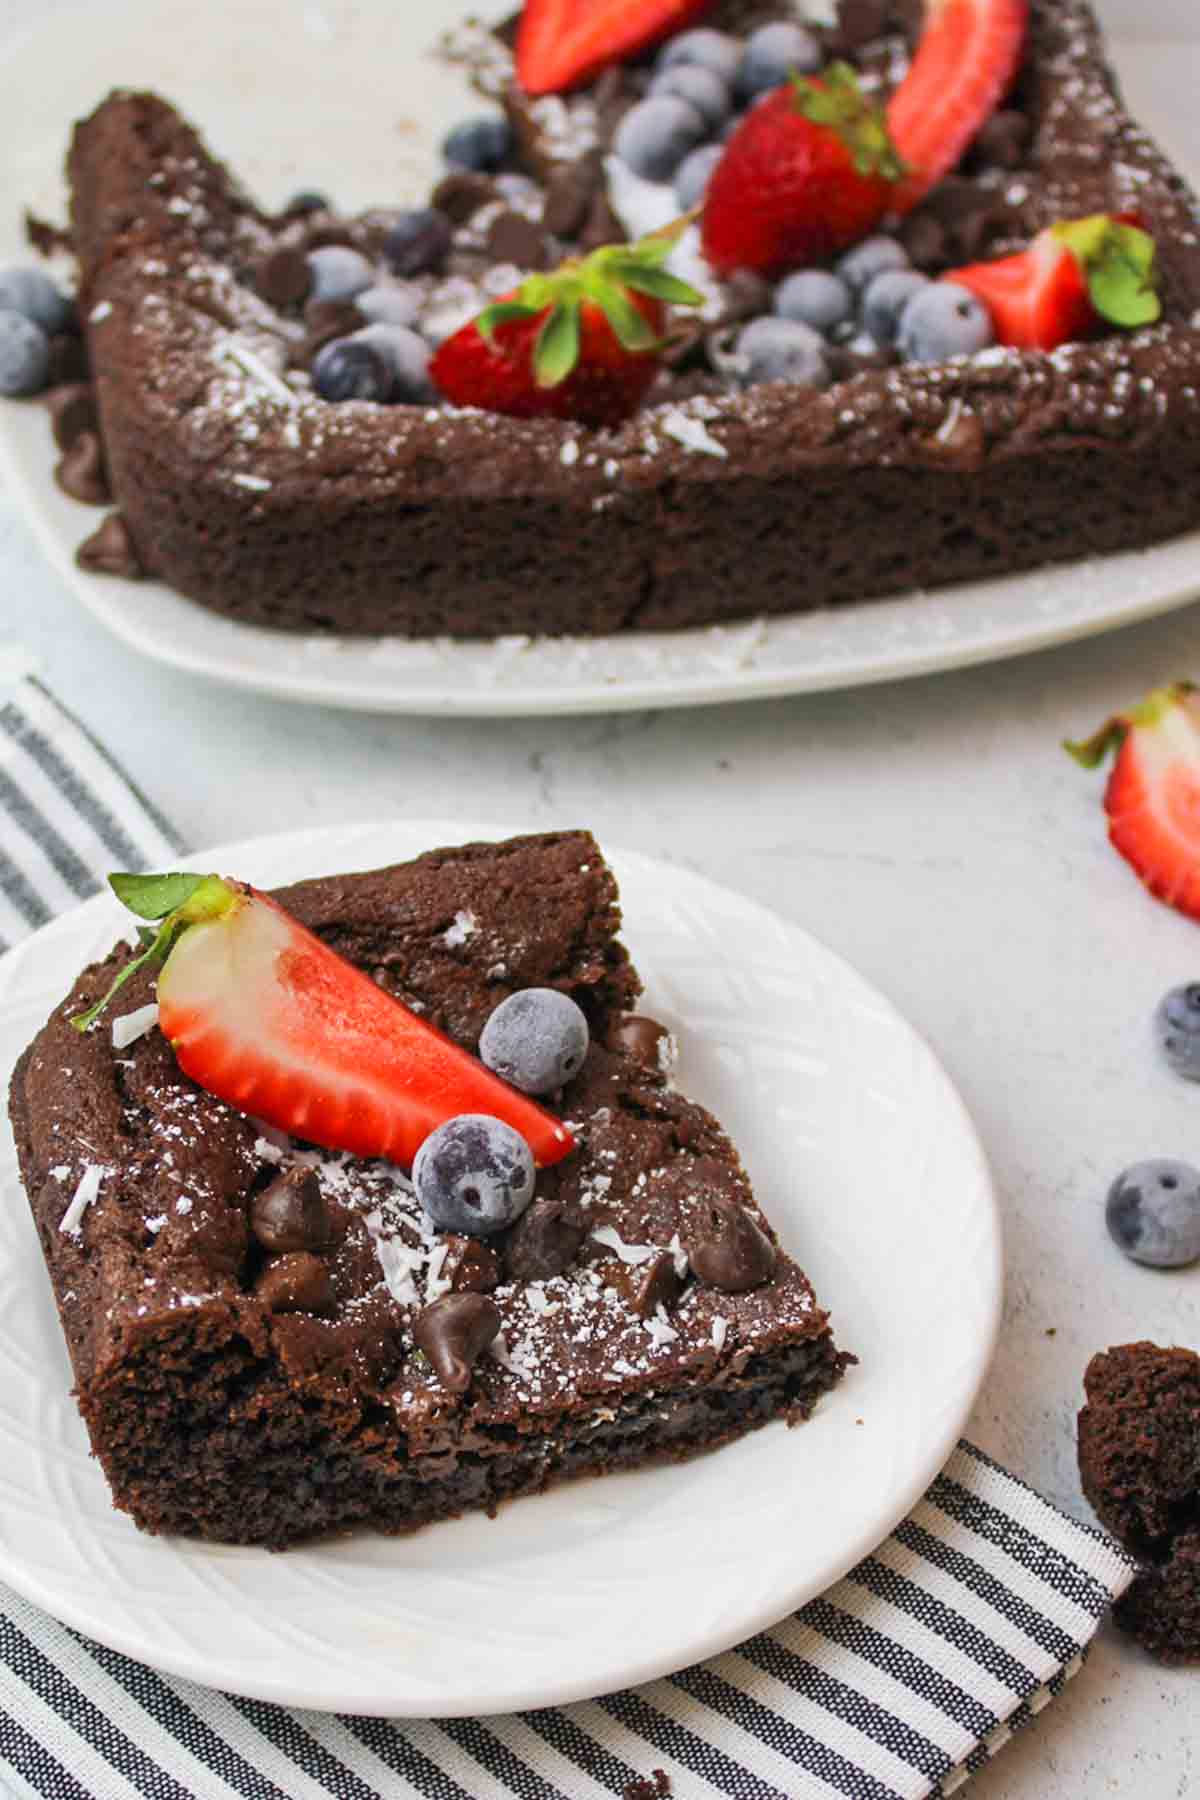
(948, 230), (1093, 350)
(517, 0), (718, 96)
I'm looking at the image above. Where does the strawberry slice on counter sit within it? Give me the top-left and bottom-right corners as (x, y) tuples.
(516, 0), (717, 97)
(701, 63), (905, 279)
(947, 214), (1161, 351)
(1067, 684), (1200, 923)
(430, 230), (702, 428)
(74, 872), (576, 1169)
(887, 0), (1030, 213)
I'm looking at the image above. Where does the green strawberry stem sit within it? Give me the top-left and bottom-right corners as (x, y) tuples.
(72, 872), (237, 1033)
(476, 224), (705, 391)
(792, 61), (908, 184)
(1064, 681), (1193, 767)
(1053, 215), (1162, 330)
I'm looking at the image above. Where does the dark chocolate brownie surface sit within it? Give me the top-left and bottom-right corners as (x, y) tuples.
(9, 830), (848, 1548)
(55, 0), (1200, 637)
(1078, 1341), (1200, 1663)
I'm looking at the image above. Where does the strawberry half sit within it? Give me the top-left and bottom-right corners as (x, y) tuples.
(1066, 684), (1200, 922)
(74, 873), (575, 1169)
(430, 230), (702, 428)
(516, 0), (717, 97)
(948, 214), (1161, 351)
(887, 0), (1029, 213)
(701, 63), (904, 280)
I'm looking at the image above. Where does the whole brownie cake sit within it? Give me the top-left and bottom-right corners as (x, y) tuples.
(21, 0), (1200, 636)
(8, 830), (849, 1548)
(1078, 1341), (1200, 1664)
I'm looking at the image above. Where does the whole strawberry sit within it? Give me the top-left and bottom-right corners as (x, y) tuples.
(701, 62), (905, 279)
(430, 233), (702, 429)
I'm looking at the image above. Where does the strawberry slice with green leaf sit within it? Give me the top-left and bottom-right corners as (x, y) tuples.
(430, 229), (702, 427)
(1066, 683), (1200, 922)
(516, 0), (717, 97)
(74, 873), (576, 1169)
(948, 214), (1161, 351)
(887, 0), (1029, 213)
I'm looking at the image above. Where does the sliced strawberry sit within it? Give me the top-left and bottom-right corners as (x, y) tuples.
(949, 215), (1161, 351)
(887, 0), (1029, 213)
(1067, 684), (1200, 922)
(75, 873), (575, 1169)
(516, 0), (717, 97)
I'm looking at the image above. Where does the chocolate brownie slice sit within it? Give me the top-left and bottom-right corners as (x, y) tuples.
(1078, 1341), (1200, 1663)
(9, 830), (849, 1548)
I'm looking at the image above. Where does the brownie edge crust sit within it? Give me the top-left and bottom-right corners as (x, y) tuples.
(9, 831), (849, 1548)
(64, 0), (1200, 639)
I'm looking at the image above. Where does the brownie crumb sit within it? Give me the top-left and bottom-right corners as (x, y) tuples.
(623, 1772), (671, 1800)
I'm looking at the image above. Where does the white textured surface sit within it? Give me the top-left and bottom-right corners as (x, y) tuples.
(0, 0), (1196, 1785)
(0, 822), (999, 1715)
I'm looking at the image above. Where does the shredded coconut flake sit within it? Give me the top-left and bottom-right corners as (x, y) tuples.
(111, 1002), (158, 1049)
(89, 301), (112, 323)
(589, 1224), (657, 1265)
(659, 409), (728, 459)
(443, 909), (478, 947)
(711, 1316), (729, 1352)
(60, 1164), (107, 1237)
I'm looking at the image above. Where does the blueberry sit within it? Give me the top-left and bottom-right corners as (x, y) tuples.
(355, 285), (422, 329)
(836, 235), (909, 293)
(284, 189), (331, 216)
(774, 270), (854, 335)
(443, 115), (512, 174)
(613, 96), (708, 183)
(734, 316), (830, 388)
(306, 245), (374, 304)
(1106, 1160), (1200, 1268)
(351, 324), (433, 403)
(384, 208), (452, 277)
(897, 282), (995, 361)
(861, 269), (931, 346)
(0, 310), (50, 397)
(736, 23), (821, 102)
(649, 64), (731, 132)
(675, 143), (724, 212)
(311, 335), (393, 402)
(480, 989), (590, 1096)
(413, 1115), (536, 1236)
(0, 267), (73, 336)
(1155, 984), (1200, 1080)
(658, 28), (742, 86)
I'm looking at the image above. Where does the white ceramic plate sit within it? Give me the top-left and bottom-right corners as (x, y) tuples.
(0, 820), (1000, 1716)
(1, 2), (1199, 714)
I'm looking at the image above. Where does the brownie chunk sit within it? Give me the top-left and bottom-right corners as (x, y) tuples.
(1078, 1342), (1200, 1662)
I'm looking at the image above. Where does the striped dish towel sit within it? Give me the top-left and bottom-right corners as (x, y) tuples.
(0, 676), (1136, 1800)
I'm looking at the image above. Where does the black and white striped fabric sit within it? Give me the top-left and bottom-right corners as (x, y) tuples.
(0, 677), (1136, 1800)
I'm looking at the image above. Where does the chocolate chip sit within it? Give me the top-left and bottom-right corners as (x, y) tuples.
(632, 1251), (683, 1320)
(301, 297), (365, 358)
(972, 109), (1032, 171)
(541, 153), (604, 239)
(443, 1234), (502, 1294)
(251, 1167), (332, 1253)
(55, 431), (109, 505)
(899, 211), (948, 271)
(486, 210), (553, 271)
(44, 381), (97, 451)
(46, 332), (88, 385)
(919, 177), (1005, 262)
(578, 189), (625, 252)
(76, 512), (142, 579)
(503, 1196), (590, 1282)
(608, 1014), (672, 1067)
(413, 1292), (501, 1393)
(432, 171), (498, 225)
(255, 1251), (335, 1314)
(256, 246), (312, 309)
(687, 1200), (776, 1294)
(827, 0), (893, 54)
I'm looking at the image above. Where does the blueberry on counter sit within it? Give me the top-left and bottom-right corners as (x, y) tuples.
(414, 1115), (536, 1236)
(897, 282), (994, 361)
(1155, 985), (1200, 1080)
(480, 989), (590, 1096)
(0, 310), (50, 397)
(0, 267), (74, 336)
(658, 28), (742, 86)
(774, 270), (854, 335)
(1106, 1160), (1200, 1268)
(352, 324), (434, 403)
(861, 268), (930, 345)
(613, 96), (708, 183)
(283, 189), (331, 216)
(306, 245), (374, 304)
(736, 22), (821, 102)
(311, 335), (393, 402)
(384, 208), (453, 278)
(675, 143), (725, 212)
(443, 116), (513, 174)
(649, 63), (732, 132)
(836, 235), (909, 293)
(735, 316), (830, 388)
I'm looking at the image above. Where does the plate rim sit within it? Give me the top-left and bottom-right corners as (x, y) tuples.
(0, 819), (1002, 1715)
